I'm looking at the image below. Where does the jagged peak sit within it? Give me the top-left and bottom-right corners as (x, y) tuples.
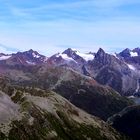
(121, 48), (130, 53)
(15, 49), (45, 58)
(119, 48), (131, 57)
(62, 48), (78, 54)
(119, 48), (140, 54)
(133, 47), (140, 52)
(96, 48), (106, 56)
(16, 49), (36, 54)
(119, 48), (139, 57)
(26, 49), (40, 55)
(28, 49), (34, 53)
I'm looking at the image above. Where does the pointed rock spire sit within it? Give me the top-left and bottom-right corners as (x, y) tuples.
(119, 48), (131, 58)
(62, 48), (77, 56)
(96, 48), (106, 57)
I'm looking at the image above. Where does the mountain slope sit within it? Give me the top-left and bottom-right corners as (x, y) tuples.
(108, 105), (140, 140)
(0, 61), (133, 121)
(0, 78), (127, 140)
(31, 66), (133, 121)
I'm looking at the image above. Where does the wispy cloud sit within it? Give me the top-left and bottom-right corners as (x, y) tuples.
(0, 0), (139, 55)
(4, 0), (140, 22)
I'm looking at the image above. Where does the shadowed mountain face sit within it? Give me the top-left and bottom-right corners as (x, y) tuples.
(108, 105), (140, 140)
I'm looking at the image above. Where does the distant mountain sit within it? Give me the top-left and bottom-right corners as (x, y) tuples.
(45, 48), (140, 95)
(47, 48), (94, 66)
(85, 48), (138, 95)
(63, 48), (95, 62)
(119, 48), (140, 58)
(0, 47), (139, 95)
(46, 48), (95, 76)
(0, 47), (140, 96)
(0, 49), (47, 66)
(118, 48), (140, 68)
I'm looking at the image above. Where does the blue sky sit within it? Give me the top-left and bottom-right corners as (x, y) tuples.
(0, 0), (140, 55)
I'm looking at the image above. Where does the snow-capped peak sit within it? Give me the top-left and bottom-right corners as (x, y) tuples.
(63, 48), (95, 61)
(25, 49), (42, 59)
(119, 48), (139, 58)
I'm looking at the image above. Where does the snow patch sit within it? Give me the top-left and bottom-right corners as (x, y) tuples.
(0, 55), (11, 60)
(127, 64), (136, 71)
(75, 51), (95, 61)
(32, 52), (40, 58)
(65, 49), (95, 61)
(26, 61), (36, 65)
(130, 51), (138, 57)
(57, 53), (76, 63)
(135, 79), (140, 93)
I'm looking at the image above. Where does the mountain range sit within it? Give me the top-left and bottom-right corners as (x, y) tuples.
(1, 47), (140, 95)
(0, 47), (140, 139)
